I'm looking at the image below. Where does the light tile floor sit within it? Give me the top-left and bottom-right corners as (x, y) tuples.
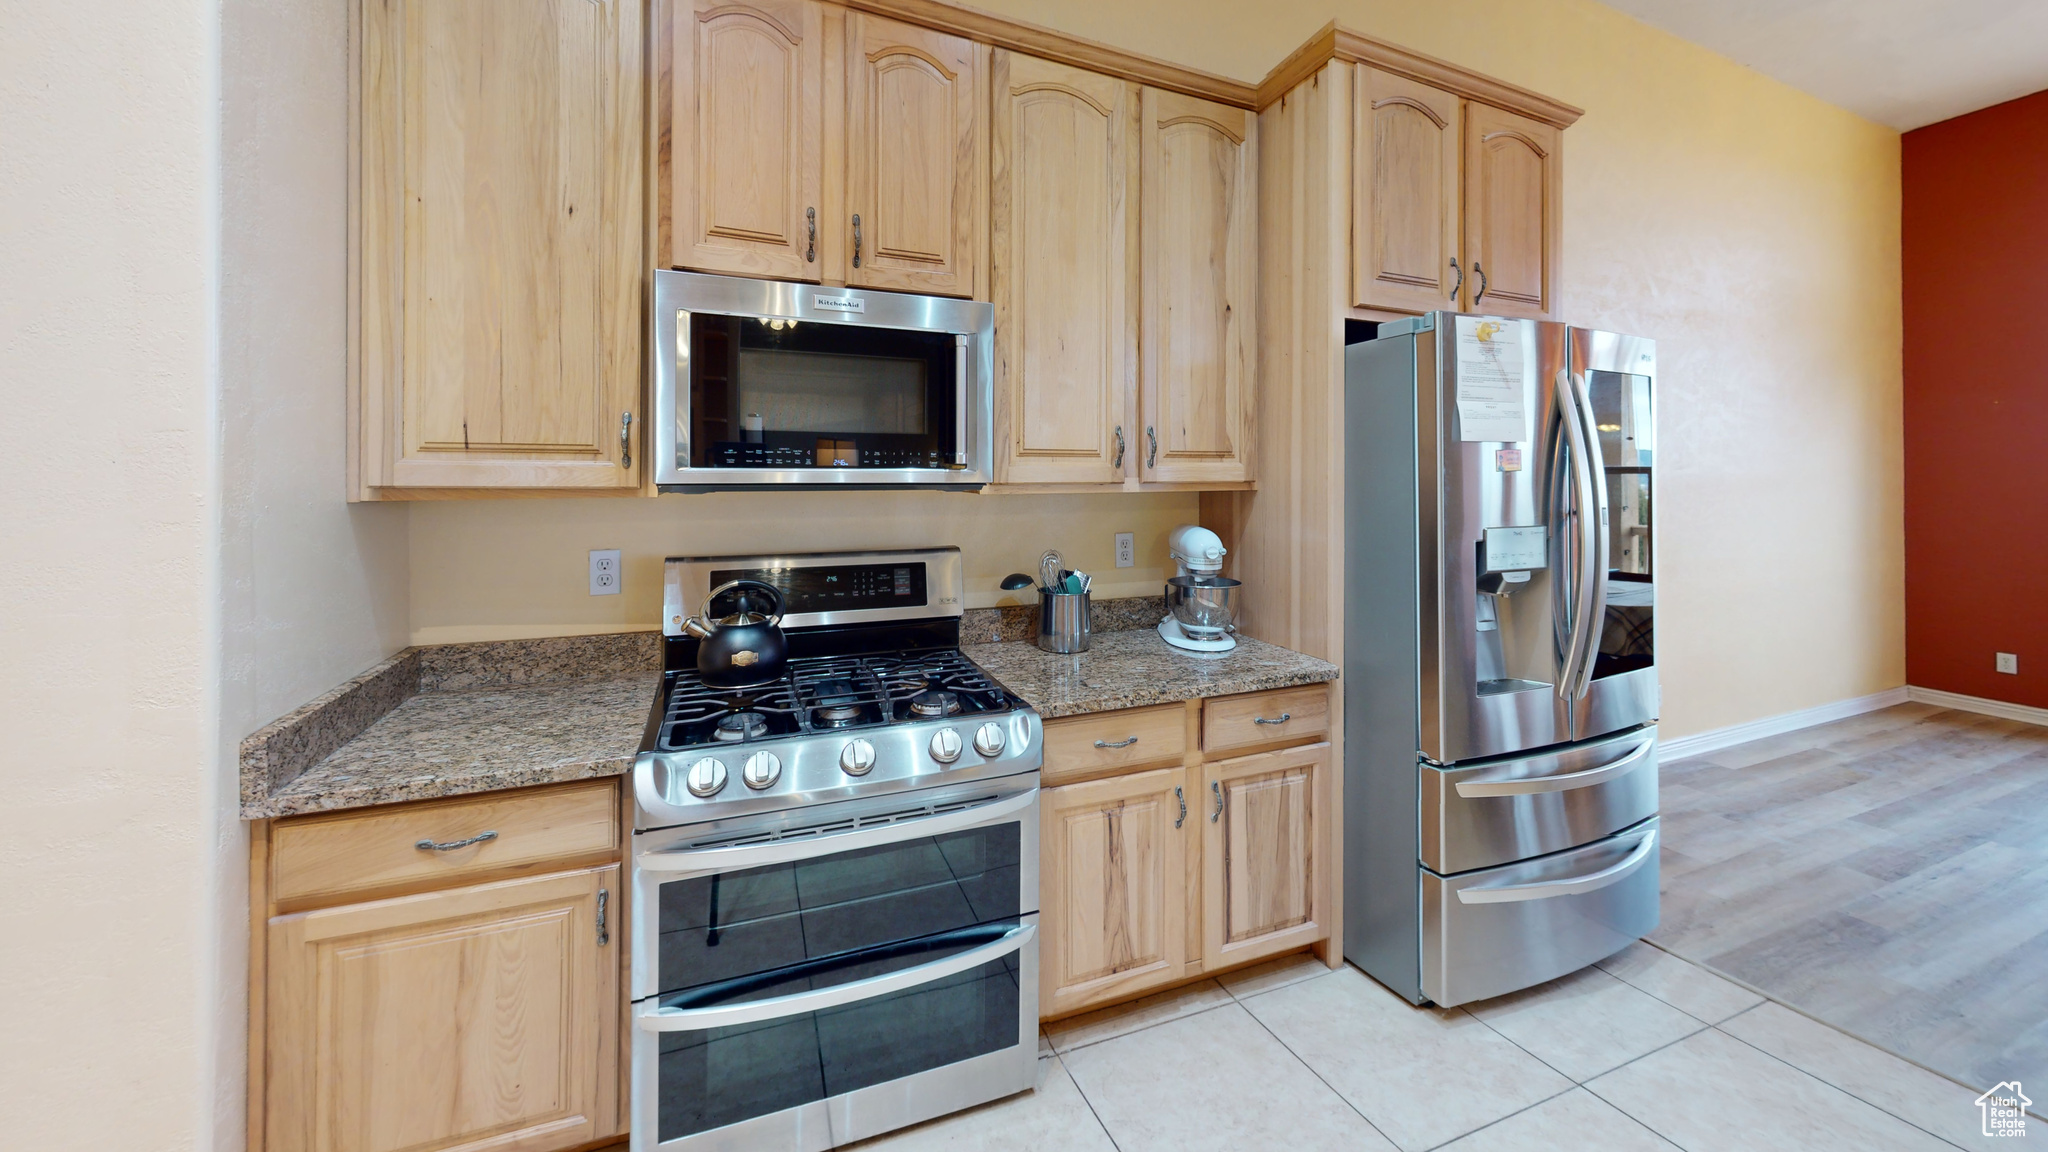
(846, 947), (2029, 1151)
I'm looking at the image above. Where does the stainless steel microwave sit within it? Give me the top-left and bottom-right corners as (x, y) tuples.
(650, 270), (994, 491)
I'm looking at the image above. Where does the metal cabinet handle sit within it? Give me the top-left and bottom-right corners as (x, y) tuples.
(851, 213), (862, 268)
(1174, 786), (1186, 829)
(1472, 261), (1488, 306)
(805, 206), (816, 263)
(1094, 736), (1139, 749)
(1253, 713), (1292, 726)
(1448, 256), (1463, 302)
(415, 830), (497, 852)
(1210, 780), (1224, 822)
(1146, 426), (1157, 468)
(619, 411), (633, 468)
(596, 888), (610, 946)
(1113, 425), (1125, 468)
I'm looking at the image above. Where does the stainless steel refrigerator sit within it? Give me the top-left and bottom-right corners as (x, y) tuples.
(1344, 313), (1661, 1007)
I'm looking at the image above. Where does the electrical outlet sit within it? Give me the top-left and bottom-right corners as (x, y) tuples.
(1996, 652), (2019, 675)
(1115, 532), (1135, 569)
(589, 549), (622, 596)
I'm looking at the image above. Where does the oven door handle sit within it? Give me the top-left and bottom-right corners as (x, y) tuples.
(635, 922), (1035, 1033)
(634, 787), (1037, 878)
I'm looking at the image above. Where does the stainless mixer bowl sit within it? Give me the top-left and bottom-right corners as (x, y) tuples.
(1165, 574), (1240, 638)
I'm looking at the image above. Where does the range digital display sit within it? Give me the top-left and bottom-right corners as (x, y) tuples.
(708, 563), (926, 616)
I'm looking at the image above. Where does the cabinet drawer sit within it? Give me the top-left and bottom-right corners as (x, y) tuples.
(1041, 704), (1188, 785)
(1202, 685), (1330, 755)
(270, 780), (619, 906)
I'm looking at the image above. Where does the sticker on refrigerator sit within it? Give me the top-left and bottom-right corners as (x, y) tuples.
(1454, 317), (1529, 442)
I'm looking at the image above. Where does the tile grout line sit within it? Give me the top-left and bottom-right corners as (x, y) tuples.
(1046, 984), (1237, 1056)
(1044, 1051), (1129, 1152)
(1704, 1012), (1977, 1152)
(1222, 973), (1407, 1151)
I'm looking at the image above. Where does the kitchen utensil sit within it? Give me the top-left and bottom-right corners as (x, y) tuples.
(680, 579), (788, 687)
(999, 573), (1034, 590)
(1038, 587), (1092, 653)
(1039, 550), (1063, 593)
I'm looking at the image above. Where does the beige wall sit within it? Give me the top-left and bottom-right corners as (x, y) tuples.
(409, 491), (1195, 642)
(958, 0), (1906, 738)
(1, 0), (221, 1148)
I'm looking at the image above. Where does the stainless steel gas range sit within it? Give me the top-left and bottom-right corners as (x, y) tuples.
(629, 548), (1042, 1152)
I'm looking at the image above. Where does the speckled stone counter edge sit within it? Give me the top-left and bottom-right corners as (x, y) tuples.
(958, 595), (1165, 644)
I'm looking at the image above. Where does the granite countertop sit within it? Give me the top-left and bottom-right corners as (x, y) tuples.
(250, 674), (660, 818)
(963, 629), (1338, 719)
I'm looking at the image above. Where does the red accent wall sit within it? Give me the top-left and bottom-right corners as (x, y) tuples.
(1902, 89), (2048, 708)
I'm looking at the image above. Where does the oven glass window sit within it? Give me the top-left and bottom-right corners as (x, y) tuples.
(687, 313), (960, 471)
(654, 823), (1023, 1142)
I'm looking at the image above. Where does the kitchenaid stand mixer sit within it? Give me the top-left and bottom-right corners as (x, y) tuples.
(1159, 525), (1242, 652)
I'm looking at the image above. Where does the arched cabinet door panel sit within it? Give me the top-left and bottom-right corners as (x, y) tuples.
(1139, 87), (1255, 485)
(1353, 66), (1461, 315)
(1462, 101), (1560, 321)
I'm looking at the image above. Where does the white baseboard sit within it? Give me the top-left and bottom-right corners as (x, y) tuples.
(1906, 685), (2048, 727)
(1659, 687), (1911, 762)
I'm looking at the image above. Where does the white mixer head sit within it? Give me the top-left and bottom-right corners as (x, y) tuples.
(1167, 524), (1228, 575)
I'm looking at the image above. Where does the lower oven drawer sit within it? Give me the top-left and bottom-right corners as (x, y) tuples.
(1421, 816), (1659, 1008)
(1422, 725), (1658, 874)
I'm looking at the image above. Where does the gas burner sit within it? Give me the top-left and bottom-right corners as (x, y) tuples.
(908, 689), (961, 717)
(713, 712), (769, 742)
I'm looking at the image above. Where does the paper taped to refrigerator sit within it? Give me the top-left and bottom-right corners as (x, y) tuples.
(1454, 317), (1529, 442)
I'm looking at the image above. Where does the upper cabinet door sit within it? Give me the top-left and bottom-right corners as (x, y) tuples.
(361, 0), (644, 492)
(845, 13), (985, 298)
(670, 0), (824, 279)
(1353, 67), (1461, 315)
(991, 52), (1137, 486)
(1462, 102), (1561, 320)
(1138, 88), (1254, 485)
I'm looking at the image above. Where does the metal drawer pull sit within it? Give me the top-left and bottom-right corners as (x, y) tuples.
(619, 411), (633, 468)
(1456, 830), (1657, 905)
(805, 206), (816, 262)
(1113, 425), (1125, 468)
(636, 923), (1035, 1032)
(852, 213), (862, 268)
(1174, 786), (1186, 828)
(414, 830), (497, 852)
(1453, 738), (1654, 798)
(596, 888), (610, 946)
(1253, 713), (1292, 726)
(1211, 780), (1223, 822)
(1095, 736), (1139, 749)
(1448, 256), (1463, 301)
(1472, 261), (1488, 305)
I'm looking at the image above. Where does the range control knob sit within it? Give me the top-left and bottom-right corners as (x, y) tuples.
(929, 728), (963, 764)
(684, 757), (728, 798)
(742, 751), (783, 790)
(973, 722), (1006, 758)
(839, 738), (877, 776)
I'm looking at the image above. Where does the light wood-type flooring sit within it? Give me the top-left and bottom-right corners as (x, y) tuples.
(1654, 703), (2048, 1103)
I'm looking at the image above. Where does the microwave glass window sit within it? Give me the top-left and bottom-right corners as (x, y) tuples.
(686, 314), (960, 471)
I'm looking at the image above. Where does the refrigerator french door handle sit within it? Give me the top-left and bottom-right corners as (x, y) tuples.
(1454, 829), (1657, 904)
(1570, 371), (1611, 701)
(1553, 371), (1599, 701)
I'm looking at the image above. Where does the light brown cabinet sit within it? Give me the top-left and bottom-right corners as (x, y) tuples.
(1037, 687), (1331, 1019)
(1040, 765), (1190, 1017)
(664, 0), (986, 297)
(353, 0), (645, 496)
(265, 866), (621, 1152)
(1138, 89), (1256, 484)
(669, 0), (825, 281)
(1201, 743), (1330, 970)
(990, 51), (1137, 486)
(1351, 65), (1562, 321)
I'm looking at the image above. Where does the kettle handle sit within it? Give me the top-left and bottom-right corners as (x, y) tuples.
(699, 579), (786, 628)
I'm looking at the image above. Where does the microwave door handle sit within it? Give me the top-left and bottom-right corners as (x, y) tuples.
(1572, 371), (1611, 700)
(954, 334), (969, 466)
(634, 787), (1037, 878)
(635, 922), (1035, 1033)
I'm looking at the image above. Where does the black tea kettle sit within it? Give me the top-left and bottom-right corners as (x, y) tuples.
(681, 579), (788, 687)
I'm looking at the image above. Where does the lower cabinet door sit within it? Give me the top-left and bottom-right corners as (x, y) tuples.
(1041, 767), (1190, 1017)
(266, 866), (620, 1152)
(1202, 743), (1329, 970)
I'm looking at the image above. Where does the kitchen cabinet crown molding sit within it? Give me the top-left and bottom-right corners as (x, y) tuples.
(1256, 21), (1583, 127)
(843, 0), (1256, 108)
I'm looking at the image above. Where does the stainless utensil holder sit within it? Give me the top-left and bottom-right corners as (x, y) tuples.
(1038, 590), (1092, 653)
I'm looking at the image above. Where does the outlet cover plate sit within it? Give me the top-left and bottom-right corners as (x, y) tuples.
(590, 549), (622, 596)
(1997, 652), (2018, 674)
(1115, 532), (1135, 569)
